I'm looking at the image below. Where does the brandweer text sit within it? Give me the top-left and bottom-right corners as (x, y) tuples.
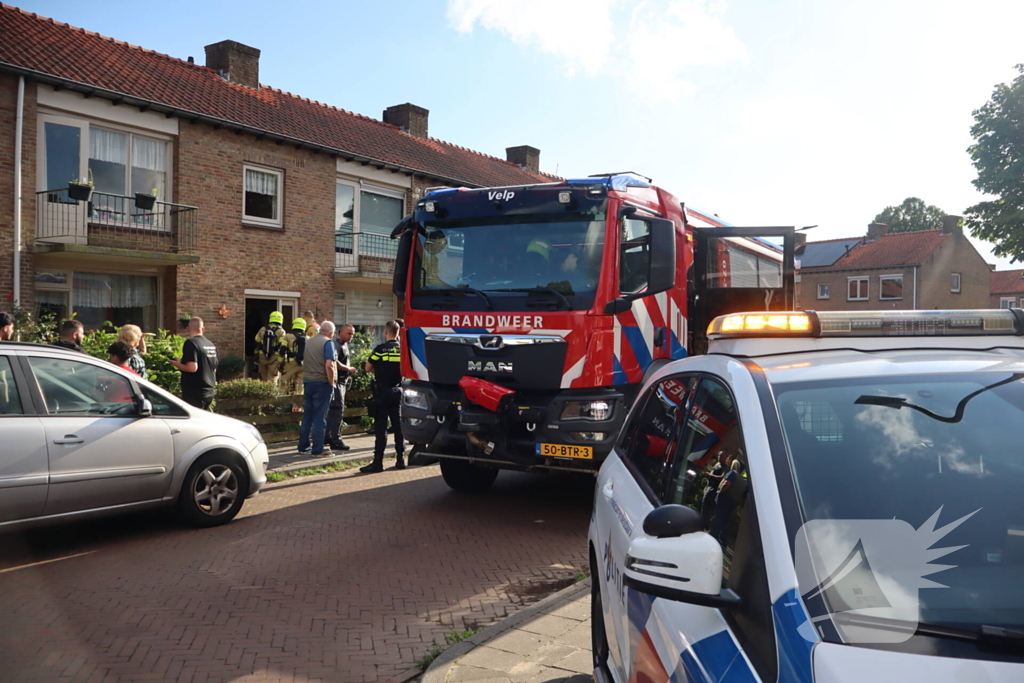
(441, 315), (544, 328)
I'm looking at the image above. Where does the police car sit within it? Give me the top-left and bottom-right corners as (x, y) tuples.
(589, 309), (1024, 683)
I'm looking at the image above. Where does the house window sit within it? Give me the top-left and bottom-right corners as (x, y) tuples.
(879, 275), (904, 301)
(847, 277), (869, 301)
(34, 270), (159, 332)
(817, 283), (830, 300)
(1001, 297), (1017, 309)
(360, 189), (404, 235)
(244, 165), (283, 227)
(951, 272), (961, 293)
(335, 181), (406, 265)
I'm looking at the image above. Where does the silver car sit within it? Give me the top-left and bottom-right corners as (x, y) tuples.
(0, 342), (269, 530)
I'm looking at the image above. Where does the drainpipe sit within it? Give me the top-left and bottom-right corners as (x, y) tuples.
(13, 76), (25, 306)
(913, 266), (918, 310)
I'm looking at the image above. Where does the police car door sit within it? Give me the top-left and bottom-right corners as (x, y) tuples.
(599, 373), (695, 683)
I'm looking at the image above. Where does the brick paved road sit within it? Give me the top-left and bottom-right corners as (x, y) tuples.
(0, 465), (594, 683)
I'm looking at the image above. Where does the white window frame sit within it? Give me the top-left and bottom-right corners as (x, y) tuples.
(243, 164), (284, 228)
(879, 274), (904, 301)
(1000, 297), (1017, 309)
(847, 277), (869, 301)
(34, 266), (163, 331)
(816, 283), (830, 300)
(951, 272), (962, 293)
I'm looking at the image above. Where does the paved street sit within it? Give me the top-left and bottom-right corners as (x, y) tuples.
(0, 464), (594, 683)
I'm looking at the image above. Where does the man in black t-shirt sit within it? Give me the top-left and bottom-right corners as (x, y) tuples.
(171, 317), (218, 409)
(360, 320), (404, 473)
(51, 320), (86, 353)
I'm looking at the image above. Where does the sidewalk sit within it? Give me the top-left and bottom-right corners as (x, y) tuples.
(423, 578), (594, 683)
(266, 431), (397, 473)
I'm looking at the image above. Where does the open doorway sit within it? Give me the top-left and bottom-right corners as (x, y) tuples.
(244, 294), (299, 376)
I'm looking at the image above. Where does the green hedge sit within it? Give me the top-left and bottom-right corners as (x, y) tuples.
(79, 327), (184, 396)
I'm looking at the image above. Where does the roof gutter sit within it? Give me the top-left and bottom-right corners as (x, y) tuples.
(13, 74), (24, 306)
(0, 62), (481, 190)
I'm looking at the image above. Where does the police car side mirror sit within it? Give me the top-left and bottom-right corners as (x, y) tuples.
(624, 506), (742, 610)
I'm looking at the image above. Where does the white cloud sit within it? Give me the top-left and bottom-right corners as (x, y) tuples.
(446, 0), (746, 96)
(447, 0), (617, 76)
(626, 1), (747, 101)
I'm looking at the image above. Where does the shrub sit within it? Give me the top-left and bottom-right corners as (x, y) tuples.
(12, 304), (58, 344)
(215, 379), (279, 415)
(143, 330), (186, 395)
(218, 354), (245, 376)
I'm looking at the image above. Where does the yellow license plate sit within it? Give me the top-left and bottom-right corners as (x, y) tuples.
(537, 443), (593, 459)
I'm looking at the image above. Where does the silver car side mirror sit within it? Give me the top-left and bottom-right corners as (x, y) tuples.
(138, 399), (153, 417)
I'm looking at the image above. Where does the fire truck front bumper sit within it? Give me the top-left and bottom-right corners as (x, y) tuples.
(398, 380), (634, 470)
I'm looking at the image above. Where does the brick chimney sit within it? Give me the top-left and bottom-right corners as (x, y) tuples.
(941, 214), (963, 236)
(383, 104), (429, 139)
(867, 222), (889, 241)
(205, 40), (260, 88)
(506, 146), (541, 174)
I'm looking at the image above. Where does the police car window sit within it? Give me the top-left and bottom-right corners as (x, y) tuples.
(0, 356), (24, 415)
(620, 376), (694, 497)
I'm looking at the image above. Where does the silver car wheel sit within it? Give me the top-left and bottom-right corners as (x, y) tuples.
(192, 464), (239, 517)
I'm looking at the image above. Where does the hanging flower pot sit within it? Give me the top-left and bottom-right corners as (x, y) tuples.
(134, 192), (157, 211)
(68, 181), (93, 202)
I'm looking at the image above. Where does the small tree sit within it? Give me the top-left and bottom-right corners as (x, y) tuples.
(966, 64), (1024, 262)
(872, 197), (945, 233)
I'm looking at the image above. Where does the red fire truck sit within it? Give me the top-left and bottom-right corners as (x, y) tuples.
(389, 173), (795, 491)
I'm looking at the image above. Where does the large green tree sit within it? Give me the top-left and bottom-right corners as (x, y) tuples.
(872, 197), (945, 233)
(966, 64), (1024, 262)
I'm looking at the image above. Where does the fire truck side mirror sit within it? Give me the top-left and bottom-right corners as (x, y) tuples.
(647, 216), (676, 296)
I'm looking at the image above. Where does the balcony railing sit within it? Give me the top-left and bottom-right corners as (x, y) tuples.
(36, 189), (198, 254)
(335, 228), (398, 276)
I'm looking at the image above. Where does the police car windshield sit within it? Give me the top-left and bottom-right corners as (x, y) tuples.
(411, 216), (605, 312)
(774, 372), (1024, 637)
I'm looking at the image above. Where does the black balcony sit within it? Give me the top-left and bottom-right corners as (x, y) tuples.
(36, 189), (198, 256)
(335, 228), (398, 277)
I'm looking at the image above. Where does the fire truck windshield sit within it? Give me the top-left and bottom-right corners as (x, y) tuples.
(412, 216), (606, 312)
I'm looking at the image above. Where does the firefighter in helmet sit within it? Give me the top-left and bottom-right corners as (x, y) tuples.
(254, 311), (287, 384)
(280, 318), (308, 395)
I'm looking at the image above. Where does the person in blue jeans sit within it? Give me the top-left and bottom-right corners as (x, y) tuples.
(298, 320), (337, 456)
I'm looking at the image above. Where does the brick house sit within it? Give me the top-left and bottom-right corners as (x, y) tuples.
(796, 216), (991, 310)
(990, 269), (1024, 309)
(0, 6), (555, 360)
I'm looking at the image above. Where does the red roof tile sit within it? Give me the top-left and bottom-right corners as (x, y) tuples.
(801, 230), (949, 271)
(991, 269), (1024, 295)
(0, 5), (557, 188)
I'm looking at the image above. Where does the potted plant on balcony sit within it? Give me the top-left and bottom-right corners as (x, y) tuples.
(67, 172), (93, 202)
(134, 187), (157, 211)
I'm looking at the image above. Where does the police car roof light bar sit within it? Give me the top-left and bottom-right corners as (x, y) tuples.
(708, 309), (1024, 340)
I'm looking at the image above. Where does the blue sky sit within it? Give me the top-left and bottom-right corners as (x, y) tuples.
(19, 0), (1024, 266)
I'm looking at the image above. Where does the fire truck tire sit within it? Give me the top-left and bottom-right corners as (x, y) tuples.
(440, 459), (499, 492)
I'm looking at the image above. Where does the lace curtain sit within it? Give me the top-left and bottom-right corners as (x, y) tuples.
(89, 128), (127, 164)
(245, 168), (277, 196)
(132, 137), (166, 172)
(73, 272), (158, 308)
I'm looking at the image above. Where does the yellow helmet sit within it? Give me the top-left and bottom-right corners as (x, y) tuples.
(292, 318), (306, 331)
(269, 311), (284, 324)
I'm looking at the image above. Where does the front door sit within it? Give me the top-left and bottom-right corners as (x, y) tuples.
(690, 226), (796, 355)
(27, 355), (174, 516)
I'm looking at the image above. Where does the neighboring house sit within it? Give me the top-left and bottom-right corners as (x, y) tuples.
(990, 269), (1024, 309)
(0, 6), (555, 358)
(797, 217), (991, 311)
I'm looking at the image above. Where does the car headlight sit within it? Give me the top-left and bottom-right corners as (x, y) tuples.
(560, 399), (612, 421)
(241, 422), (264, 444)
(403, 387), (430, 410)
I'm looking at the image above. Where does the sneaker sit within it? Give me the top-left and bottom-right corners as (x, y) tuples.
(360, 462), (384, 474)
(311, 448), (333, 457)
(297, 448), (310, 454)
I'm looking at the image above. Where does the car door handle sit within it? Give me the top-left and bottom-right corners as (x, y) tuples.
(602, 482), (614, 499)
(53, 435), (84, 445)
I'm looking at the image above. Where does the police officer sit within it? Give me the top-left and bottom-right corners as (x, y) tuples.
(255, 311), (287, 384)
(360, 319), (404, 473)
(280, 318), (307, 395)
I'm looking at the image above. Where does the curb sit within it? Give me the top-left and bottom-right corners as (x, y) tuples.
(267, 446), (377, 475)
(422, 577), (592, 683)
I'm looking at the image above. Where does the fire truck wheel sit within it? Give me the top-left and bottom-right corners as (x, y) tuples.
(440, 458), (499, 492)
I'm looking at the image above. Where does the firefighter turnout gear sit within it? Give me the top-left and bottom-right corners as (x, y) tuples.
(255, 315), (287, 385)
(280, 319), (307, 395)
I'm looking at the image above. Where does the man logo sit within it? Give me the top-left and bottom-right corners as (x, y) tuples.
(468, 360), (513, 373)
(479, 335), (503, 349)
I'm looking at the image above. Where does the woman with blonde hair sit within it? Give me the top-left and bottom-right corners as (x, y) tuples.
(117, 324), (148, 380)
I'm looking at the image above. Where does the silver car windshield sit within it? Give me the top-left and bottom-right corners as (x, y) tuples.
(774, 372), (1024, 633)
